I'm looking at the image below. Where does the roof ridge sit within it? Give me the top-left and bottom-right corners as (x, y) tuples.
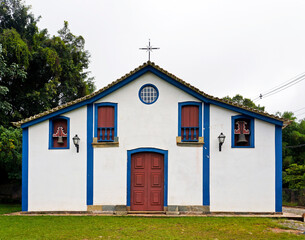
(13, 61), (288, 127)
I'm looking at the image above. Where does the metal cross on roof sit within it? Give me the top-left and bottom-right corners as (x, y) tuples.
(139, 39), (160, 61)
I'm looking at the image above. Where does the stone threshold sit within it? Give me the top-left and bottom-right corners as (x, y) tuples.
(127, 211), (166, 214)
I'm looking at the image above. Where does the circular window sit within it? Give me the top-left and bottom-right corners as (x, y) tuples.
(139, 84), (159, 104)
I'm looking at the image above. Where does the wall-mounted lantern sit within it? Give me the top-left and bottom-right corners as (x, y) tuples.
(73, 134), (80, 153)
(218, 132), (226, 152)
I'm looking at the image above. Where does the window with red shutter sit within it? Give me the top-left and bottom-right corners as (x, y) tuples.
(95, 103), (118, 142)
(98, 106), (114, 141)
(178, 102), (202, 142)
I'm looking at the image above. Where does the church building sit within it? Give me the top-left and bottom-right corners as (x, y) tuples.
(14, 62), (286, 214)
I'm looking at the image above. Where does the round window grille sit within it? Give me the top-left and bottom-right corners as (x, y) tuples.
(139, 84), (159, 104)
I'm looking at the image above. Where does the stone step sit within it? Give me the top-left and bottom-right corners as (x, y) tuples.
(127, 211), (166, 214)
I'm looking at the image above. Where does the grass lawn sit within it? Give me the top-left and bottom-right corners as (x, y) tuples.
(0, 204), (21, 214)
(0, 205), (305, 239)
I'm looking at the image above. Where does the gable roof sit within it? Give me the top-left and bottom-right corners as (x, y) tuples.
(13, 61), (287, 128)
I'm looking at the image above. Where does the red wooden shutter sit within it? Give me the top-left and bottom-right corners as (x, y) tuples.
(98, 106), (115, 141)
(53, 119), (68, 148)
(181, 105), (199, 141)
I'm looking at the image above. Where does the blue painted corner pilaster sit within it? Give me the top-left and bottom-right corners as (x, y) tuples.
(22, 128), (28, 211)
(203, 103), (210, 206)
(275, 125), (282, 212)
(87, 104), (94, 205)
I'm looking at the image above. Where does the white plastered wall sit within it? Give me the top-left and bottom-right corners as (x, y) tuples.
(27, 72), (277, 212)
(28, 106), (87, 211)
(93, 72), (203, 206)
(209, 105), (275, 212)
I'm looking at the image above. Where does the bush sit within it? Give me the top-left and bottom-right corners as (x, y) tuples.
(0, 126), (22, 183)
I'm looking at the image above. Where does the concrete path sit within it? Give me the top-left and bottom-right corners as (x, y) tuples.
(283, 206), (305, 217)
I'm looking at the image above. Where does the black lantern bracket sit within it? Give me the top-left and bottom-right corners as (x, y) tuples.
(218, 132), (226, 152)
(73, 134), (80, 153)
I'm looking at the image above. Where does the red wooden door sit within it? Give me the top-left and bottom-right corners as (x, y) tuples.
(131, 152), (164, 211)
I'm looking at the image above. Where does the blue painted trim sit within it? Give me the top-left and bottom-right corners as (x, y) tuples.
(178, 101), (203, 138)
(127, 148), (168, 207)
(231, 115), (255, 148)
(275, 125), (282, 212)
(203, 103), (210, 206)
(21, 65), (283, 129)
(48, 116), (70, 149)
(138, 83), (159, 105)
(94, 102), (118, 140)
(87, 104), (94, 205)
(22, 128), (28, 211)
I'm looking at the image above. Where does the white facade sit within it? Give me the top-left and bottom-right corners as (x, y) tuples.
(23, 64), (282, 213)
(209, 105), (275, 212)
(93, 73), (202, 206)
(28, 107), (87, 211)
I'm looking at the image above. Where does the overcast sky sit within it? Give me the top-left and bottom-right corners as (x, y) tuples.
(25, 0), (305, 120)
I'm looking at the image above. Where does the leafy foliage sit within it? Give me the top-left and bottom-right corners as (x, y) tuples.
(0, 0), (95, 126)
(0, 0), (38, 44)
(0, 0), (96, 185)
(0, 43), (27, 126)
(277, 111), (305, 191)
(223, 94), (265, 111)
(283, 163), (305, 190)
(0, 126), (22, 182)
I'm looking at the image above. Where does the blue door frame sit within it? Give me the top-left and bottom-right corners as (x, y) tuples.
(127, 148), (168, 207)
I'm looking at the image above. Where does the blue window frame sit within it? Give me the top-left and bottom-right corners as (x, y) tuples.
(231, 115), (255, 148)
(49, 116), (70, 149)
(94, 102), (118, 142)
(138, 84), (159, 104)
(178, 102), (202, 142)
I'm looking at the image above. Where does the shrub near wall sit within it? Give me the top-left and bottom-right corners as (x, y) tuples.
(0, 126), (22, 202)
(283, 188), (305, 207)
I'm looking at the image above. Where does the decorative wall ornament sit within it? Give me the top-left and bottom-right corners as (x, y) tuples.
(234, 121), (250, 144)
(52, 126), (67, 144)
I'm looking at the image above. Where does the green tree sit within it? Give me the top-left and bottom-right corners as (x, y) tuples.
(0, 43), (27, 126)
(0, 0), (96, 187)
(0, 126), (22, 183)
(223, 94), (265, 111)
(0, 42), (25, 185)
(0, 0), (95, 126)
(283, 163), (305, 190)
(277, 111), (305, 192)
(0, 0), (39, 45)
